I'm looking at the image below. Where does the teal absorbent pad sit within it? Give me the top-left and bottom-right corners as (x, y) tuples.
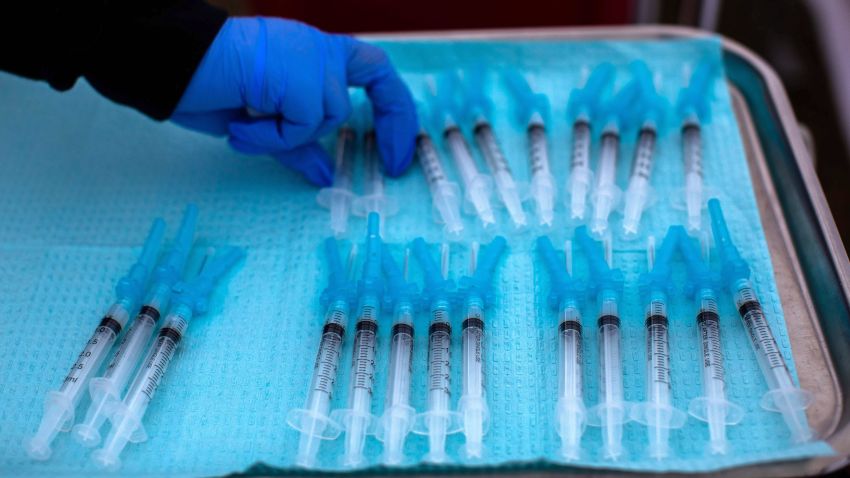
(0, 37), (834, 477)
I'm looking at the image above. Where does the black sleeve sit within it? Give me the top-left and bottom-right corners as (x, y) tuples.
(0, 1), (228, 120)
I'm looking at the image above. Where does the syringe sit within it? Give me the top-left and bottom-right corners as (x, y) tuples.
(566, 63), (615, 222)
(460, 69), (527, 229)
(575, 226), (628, 461)
(589, 76), (641, 237)
(73, 205), (198, 448)
(631, 231), (687, 460)
(676, 62), (717, 232)
(411, 240), (462, 463)
(427, 75), (496, 229)
(678, 227), (744, 455)
(375, 248), (419, 465)
(91, 247), (245, 470)
(287, 238), (358, 468)
(24, 219), (166, 461)
(331, 212), (385, 468)
(709, 199), (814, 443)
(457, 236), (507, 459)
(353, 131), (399, 222)
(317, 127), (357, 237)
(621, 62), (668, 238)
(536, 236), (586, 460)
(415, 129), (464, 237)
(352, 97), (399, 225)
(503, 69), (554, 227)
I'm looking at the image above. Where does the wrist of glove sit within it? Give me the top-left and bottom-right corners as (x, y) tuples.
(172, 17), (418, 186)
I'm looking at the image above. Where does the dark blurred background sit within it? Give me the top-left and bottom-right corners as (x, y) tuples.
(210, 0), (849, 246)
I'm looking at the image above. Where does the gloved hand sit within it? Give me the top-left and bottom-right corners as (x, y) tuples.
(172, 17), (418, 186)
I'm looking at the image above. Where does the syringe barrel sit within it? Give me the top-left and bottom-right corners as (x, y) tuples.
(568, 120), (593, 220)
(628, 128), (656, 186)
(74, 296), (165, 447)
(29, 301), (133, 458)
(305, 299), (349, 413)
(645, 292), (672, 406)
(417, 134), (449, 187)
(385, 303), (415, 410)
(347, 295), (381, 410)
(597, 291), (623, 405)
(333, 127), (356, 190)
(461, 295), (486, 400)
(427, 300), (453, 408)
(682, 124), (703, 229)
(444, 127), (478, 186)
(731, 279), (795, 391)
(571, 120), (591, 174)
(122, 304), (192, 419)
(528, 123), (551, 177)
(622, 128), (656, 234)
(492, 170), (518, 199)
(103, 287), (168, 386)
(59, 300), (133, 403)
(682, 124), (703, 180)
(595, 132), (619, 189)
(474, 122), (512, 175)
(491, 168), (527, 227)
(558, 299), (583, 402)
(591, 133), (619, 233)
(695, 289), (727, 400)
(363, 131), (384, 198)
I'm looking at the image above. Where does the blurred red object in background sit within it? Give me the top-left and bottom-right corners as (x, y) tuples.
(248, 0), (633, 33)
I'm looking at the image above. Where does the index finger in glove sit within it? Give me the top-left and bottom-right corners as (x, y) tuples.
(341, 37), (418, 177)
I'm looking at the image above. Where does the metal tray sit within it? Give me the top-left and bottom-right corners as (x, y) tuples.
(354, 26), (850, 477)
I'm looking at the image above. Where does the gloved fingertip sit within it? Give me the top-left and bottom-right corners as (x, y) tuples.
(305, 163), (334, 187)
(274, 143), (334, 187)
(374, 109), (419, 177)
(380, 138), (416, 177)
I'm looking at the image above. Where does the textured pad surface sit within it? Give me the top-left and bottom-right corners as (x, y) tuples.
(0, 38), (832, 476)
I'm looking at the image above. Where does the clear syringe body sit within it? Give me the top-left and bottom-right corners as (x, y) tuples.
(474, 121), (527, 228)
(528, 121), (555, 227)
(288, 298), (349, 468)
(363, 132), (384, 200)
(590, 131), (620, 236)
(444, 126), (496, 227)
(317, 127), (356, 236)
(595, 289), (626, 461)
(417, 133), (464, 235)
(459, 294), (488, 459)
(639, 291), (682, 459)
(418, 298), (456, 463)
(689, 288), (742, 455)
(682, 124), (704, 232)
(732, 278), (813, 443)
(556, 298), (585, 460)
(354, 131), (399, 227)
(568, 119), (592, 221)
(696, 290), (725, 411)
(622, 127), (657, 237)
(24, 297), (134, 461)
(340, 294), (381, 467)
(378, 301), (415, 465)
(73, 284), (171, 447)
(92, 304), (193, 471)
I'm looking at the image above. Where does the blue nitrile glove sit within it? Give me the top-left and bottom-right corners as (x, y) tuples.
(172, 17), (418, 186)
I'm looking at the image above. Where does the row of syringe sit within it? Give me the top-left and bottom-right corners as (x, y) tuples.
(23, 205), (245, 471)
(414, 61), (719, 237)
(537, 200), (813, 462)
(318, 126), (399, 237)
(286, 212), (507, 468)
